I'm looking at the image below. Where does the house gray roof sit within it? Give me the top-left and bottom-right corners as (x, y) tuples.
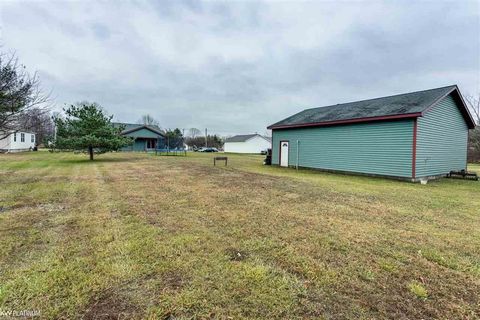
(225, 134), (271, 143)
(113, 123), (165, 136)
(268, 85), (475, 129)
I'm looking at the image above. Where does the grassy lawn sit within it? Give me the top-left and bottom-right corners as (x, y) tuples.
(0, 151), (479, 319)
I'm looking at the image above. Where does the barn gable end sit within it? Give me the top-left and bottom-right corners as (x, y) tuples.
(415, 93), (469, 178)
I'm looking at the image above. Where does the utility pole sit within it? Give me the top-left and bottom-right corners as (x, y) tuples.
(182, 128), (185, 150)
(205, 128), (208, 147)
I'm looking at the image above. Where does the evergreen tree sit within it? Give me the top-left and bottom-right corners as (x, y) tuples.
(54, 102), (132, 160)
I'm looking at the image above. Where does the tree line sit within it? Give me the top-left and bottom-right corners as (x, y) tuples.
(184, 128), (223, 150)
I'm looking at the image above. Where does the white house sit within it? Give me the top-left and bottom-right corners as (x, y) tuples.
(0, 131), (36, 152)
(224, 134), (271, 154)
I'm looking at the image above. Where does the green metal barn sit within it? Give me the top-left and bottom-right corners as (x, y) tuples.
(267, 85), (476, 182)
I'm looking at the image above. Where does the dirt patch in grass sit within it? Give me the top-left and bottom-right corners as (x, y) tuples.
(83, 288), (142, 320)
(161, 270), (187, 292)
(83, 271), (188, 320)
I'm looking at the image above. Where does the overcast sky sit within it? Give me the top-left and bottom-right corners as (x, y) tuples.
(0, 1), (479, 136)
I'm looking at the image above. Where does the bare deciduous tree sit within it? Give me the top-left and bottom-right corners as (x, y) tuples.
(17, 108), (55, 145)
(465, 93), (480, 162)
(138, 114), (160, 127)
(188, 127), (202, 139)
(0, 51), (50, 140)
(465, 94), (480, 124)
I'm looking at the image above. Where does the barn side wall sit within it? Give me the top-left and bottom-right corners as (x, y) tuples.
(271, 120), (414, 178)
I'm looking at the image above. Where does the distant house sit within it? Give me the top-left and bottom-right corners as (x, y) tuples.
(267, 85), (476, 181)
(224, 134), (271, 154)
(114, 123), (165, 152)
(0, 131), (36, 153)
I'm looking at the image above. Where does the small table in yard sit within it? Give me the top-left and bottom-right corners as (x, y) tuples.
(214, 156), (228, 166)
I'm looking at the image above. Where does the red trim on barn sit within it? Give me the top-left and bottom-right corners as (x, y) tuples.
(412, 118), (418, 180)
(268, 113), (423, 130)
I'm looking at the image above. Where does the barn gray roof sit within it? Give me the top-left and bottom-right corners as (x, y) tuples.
(225, 134), (271, 143)
(268, 85), (475, 129)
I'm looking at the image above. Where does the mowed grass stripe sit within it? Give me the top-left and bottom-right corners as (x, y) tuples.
(93, 157), (307, 319)
(0, 161), (91, 316)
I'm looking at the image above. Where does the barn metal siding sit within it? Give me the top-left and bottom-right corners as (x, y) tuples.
(415, 94), (468, 178)
(272, 120), (414, 178)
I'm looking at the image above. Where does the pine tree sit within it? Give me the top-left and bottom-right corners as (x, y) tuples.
(54, 102), (132, 160)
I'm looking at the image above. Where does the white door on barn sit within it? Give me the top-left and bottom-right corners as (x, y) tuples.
(280, 141), (289, 167)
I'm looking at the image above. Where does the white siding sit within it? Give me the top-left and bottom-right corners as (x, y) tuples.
(0, 131), (35, 152)
(224, 136), (271, 154)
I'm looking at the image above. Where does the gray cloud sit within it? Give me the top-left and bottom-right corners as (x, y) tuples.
(0, 0), (478, 136)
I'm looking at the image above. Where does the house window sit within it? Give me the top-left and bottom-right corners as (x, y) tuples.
(13, 133), (16, 142)
(21, 133), (25, 142)
(31, 135), (35, 143)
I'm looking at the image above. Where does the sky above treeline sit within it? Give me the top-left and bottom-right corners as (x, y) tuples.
(0, 0), (479, 136)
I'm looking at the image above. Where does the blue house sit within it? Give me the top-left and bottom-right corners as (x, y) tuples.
(267, 85), (476, 181)
(114, 123), (165, 152)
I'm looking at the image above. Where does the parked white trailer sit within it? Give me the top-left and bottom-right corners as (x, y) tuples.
(224, 134), (271, 154)
(0, 131), (36, 152)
